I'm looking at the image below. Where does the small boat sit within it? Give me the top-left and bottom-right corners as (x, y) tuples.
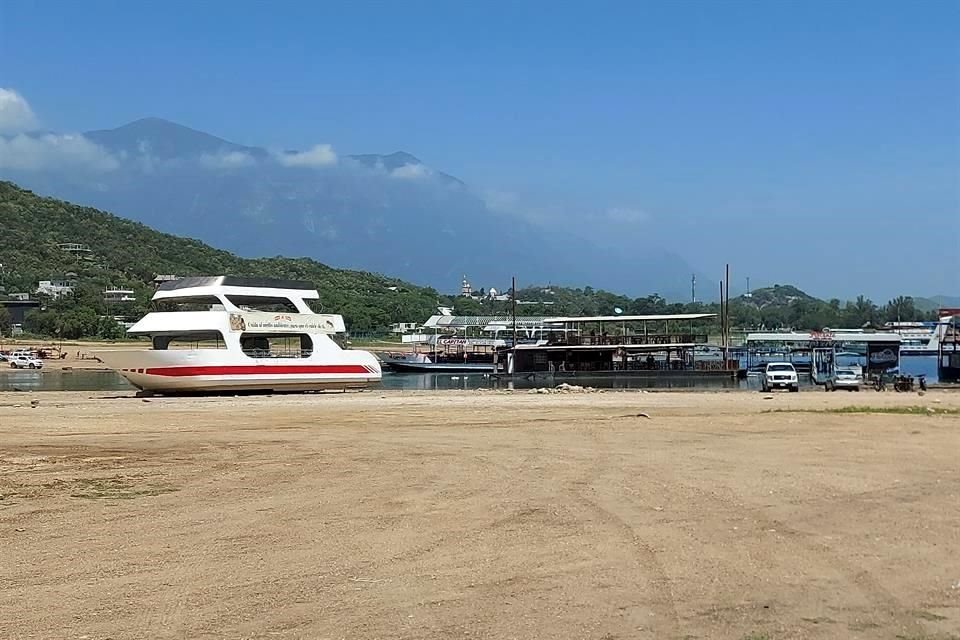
(93, 276), (381, 394)
(378, 334), (501, 373)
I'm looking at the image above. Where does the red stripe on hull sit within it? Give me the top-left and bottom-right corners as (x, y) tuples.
(144, 365), (372, 377)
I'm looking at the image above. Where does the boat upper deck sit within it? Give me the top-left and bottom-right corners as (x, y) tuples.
(153, 276), (321, 314)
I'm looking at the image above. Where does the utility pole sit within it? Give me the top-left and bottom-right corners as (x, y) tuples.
(511, 275), (517, 348)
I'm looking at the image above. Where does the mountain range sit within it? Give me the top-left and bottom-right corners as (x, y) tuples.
(1, 118), (698, 299)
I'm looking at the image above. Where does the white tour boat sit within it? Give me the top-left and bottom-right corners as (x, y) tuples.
(94, 276), (381, 393)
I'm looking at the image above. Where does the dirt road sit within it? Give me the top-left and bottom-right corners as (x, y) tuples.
(2, 390), (958, 639)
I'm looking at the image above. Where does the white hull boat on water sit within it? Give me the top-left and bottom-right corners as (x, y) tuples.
(94, 276), (381, 394)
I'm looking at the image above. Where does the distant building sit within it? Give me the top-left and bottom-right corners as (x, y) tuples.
(460, 275), (473, 297)
(152, 274), (181, 287)
(104, 287), (137, 303)
(36, 279), (76, 299)
(9, 292), (30, 301)
(389, 322), (421, 334)
(57, 242), (92, 254)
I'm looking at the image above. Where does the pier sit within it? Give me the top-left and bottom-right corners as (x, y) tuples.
(496, 313), (738, 380)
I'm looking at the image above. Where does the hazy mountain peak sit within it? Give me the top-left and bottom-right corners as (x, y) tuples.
(85, 117), (264, 160)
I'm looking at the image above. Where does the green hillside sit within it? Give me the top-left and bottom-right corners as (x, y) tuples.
(0, 181), (945, 339)
(0, 181), (443, 337)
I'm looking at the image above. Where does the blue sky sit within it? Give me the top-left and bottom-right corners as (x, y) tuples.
(1, 0), (958, 298)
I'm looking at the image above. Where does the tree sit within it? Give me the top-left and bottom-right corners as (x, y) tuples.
(0, 305), (10, 335)
(883, 296), (918, 323)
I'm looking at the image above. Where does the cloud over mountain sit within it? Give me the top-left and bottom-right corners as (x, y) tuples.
(275, 144), (337, 168)
(0, 88), (39, 134)
(0, 133), (120, 172)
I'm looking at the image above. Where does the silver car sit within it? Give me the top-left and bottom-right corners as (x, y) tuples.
(825, 367), (862, 392)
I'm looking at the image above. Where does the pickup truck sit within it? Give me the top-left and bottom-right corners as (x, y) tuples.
(8, 355), (43, 369)
(761, 362), (799, 392)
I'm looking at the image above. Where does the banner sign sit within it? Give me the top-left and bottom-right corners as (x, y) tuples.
(866, 343), (899, 371)
(229, 312), (345, 334)
(436, 337), (504, 347)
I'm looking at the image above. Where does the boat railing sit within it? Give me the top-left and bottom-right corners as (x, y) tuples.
(242, 348), (313, 359)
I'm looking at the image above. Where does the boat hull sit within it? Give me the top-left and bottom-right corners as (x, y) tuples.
(92, 349), (381, 394)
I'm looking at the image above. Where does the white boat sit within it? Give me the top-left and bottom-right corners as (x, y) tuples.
(93, 276), (381, 394)
(885, 315), (954, 356)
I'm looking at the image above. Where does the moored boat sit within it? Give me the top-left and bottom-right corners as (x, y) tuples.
(93, 276), (381, 394)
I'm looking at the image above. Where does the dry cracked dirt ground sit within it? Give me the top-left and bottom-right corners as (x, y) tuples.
(1, 389), (959, 640)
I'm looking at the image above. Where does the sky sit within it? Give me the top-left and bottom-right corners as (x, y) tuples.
(1, 0), (958, 299)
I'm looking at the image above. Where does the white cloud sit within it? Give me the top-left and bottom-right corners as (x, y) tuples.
(199, 150), (256, 169)
(0, 133), (119, 172)
(606, 206), (650, 224)
(390, 163), (430, 179)
(482, 188), (564, 226)
(0, 88), (40, 134)
(276, 143), (337, 168)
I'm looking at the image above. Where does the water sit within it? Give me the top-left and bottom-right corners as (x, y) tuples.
(1, 356), (942, 393)
(0, 369), (134, 392)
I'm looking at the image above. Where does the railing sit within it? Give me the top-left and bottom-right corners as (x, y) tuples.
(564, 334), (709, 346)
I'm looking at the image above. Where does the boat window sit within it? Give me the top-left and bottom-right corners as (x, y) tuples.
(240, 333), (313, 359)
(154, 296), (224, 312)
(225, 296), (298, 312)
(153, 331), (227, 350)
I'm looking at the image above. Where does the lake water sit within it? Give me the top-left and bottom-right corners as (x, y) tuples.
(0, 356), (943, 393)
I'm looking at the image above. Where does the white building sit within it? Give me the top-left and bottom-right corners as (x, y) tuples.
(104, 287), (137, 303)
(37, 279), (76, 299)
(389, 322), (421, 334)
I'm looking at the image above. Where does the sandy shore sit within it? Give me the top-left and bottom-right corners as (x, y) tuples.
(2, 390), (959, 639)
(0, 339), (144, 371)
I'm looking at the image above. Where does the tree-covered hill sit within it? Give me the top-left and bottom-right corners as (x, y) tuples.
(0, 181), (444, 336)
(0, 181), (945, 339)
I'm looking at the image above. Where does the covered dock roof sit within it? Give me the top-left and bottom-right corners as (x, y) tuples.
(543, 313), (716, 323)
(422, 315), (550, 329)
(513, 343), (701, 351)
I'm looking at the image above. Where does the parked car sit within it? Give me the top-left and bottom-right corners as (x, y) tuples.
(8, 355), (43, 369)
(825, 367), (862, 392)
(761, 362), (799, 392)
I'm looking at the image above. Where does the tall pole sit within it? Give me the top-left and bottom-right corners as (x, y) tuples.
(724, 264), (731, 367)
(691, 274), (696, 304)
(511, 275), (517, 348)
(719, 281), (725, 349)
